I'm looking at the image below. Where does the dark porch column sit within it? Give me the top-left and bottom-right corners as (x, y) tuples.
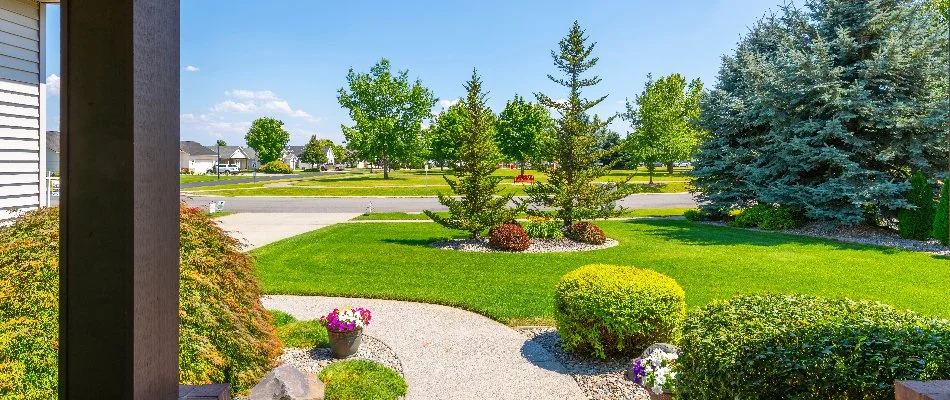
(59, 0), (180, 398)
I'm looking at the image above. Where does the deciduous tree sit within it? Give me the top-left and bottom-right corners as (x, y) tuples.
(496, 95), (554, 175)
(426, 103), (465, 170)
(244, 117), (290, 164)
(300, 135), (328, 166)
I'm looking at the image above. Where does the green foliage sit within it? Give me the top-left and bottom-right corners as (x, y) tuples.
(565, 222), (606, 244)
(338, 58), (437, 179)
(692, 0), (948, 224)
(301, 135), (329, 166)
(523, 216), (564, 239)
(318, 359), (408, 400)
(269, 310), (297, 327)
(496, 94), (555, 174)
(259, 160), (293, 174)
(525, 21), (635, 226)
(554, 264), (686, 359)
(934, 183), (950, 245)
(731, 204), (804, 230)
(898, 172), (936, 240)
(276, 320), (329, 349)
(0, 209), (59, 399)
(425, 70), (522, 238)
(245, 117), (291, 164)
(215, 139), (227, 147)
(677, 294), (950, 400)
(622, 73), (704, 183)
(489, 223), (531, 251)
(425, 102), (465, 168)
(682, 209), (705, 222)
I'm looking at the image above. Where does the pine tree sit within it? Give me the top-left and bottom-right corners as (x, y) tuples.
(525, 21), (634, 227)
(934, 183), (950, 245)
(898, 172), (936, 240)
(424, 70), (521, 238)
(693, 1), (948, 224)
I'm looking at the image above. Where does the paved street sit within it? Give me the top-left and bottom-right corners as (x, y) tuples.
(182, 192), (697, 213)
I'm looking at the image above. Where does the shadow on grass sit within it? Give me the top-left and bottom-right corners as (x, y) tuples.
(380, 238), (440, 248)
(298, 175), (411, 184)
(626, 219), (908, 256)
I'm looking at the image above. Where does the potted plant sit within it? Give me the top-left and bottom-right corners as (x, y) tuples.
(320, 307), (372, 358)
(629, 348), (678, 400)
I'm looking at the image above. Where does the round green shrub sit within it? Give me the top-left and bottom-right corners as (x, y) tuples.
(898, 171), (935, 240)
(731, 204), (803, 230)
(259, 160), (293, 174)
(677, 294), (950, 400)
(318, 359), (407, 400)
(554, 264), (686, 359)
(489, 223), (530, 251)
(0, 206), (282, 397)
(565, 222), (606, 244)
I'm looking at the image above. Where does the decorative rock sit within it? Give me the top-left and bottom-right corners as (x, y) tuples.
(431, 238), (619, 253)
(249, 364), (325, 400)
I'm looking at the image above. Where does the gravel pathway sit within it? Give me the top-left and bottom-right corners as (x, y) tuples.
(263, 295), (585, 400)
(518, 328), (649, 400)
(279, 333), (404, 376)
(431, 238), (619, 253)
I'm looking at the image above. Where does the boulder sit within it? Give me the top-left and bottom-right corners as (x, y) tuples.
(249, 364), (325, 400)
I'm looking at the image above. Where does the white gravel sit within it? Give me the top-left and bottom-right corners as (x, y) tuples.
(279, 333), (404, 377)
(518, 327), (649, 400)
(430, 238), (619, 253)
(263, 295), (586, 400)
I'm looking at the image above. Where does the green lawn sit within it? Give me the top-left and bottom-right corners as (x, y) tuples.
(179, 174), (249, 184)
(252, 220), (950, 326)
(351, 208), (693, 221)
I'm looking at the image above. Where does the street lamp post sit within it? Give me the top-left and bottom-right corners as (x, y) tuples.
(217, 144), (221, 181)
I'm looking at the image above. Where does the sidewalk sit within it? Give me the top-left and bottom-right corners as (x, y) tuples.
(214, 213), (361, 250)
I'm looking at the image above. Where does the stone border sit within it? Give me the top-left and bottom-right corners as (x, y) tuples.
(430, 238), (619, 253)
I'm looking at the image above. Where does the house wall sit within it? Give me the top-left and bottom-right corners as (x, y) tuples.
(0, 0), (45, 219)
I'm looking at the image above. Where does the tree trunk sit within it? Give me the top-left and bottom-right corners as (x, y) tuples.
(520, 162), (526, 176)
(667, 162), (674, 175)
(648, 166), (655, 185)
(383, 156), (390, 179)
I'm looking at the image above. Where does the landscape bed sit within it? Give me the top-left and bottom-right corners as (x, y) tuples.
(252, 220), (950, 326)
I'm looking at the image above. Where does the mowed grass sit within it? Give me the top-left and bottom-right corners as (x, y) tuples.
(351, 208), (693, 221)
(252, 220), (950, 326)
(179, 174), (248, 184)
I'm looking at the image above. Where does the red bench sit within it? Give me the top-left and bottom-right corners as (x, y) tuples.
(514, 174), (535, 183)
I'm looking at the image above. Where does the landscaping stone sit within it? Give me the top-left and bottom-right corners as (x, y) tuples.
(279, 334), (404, 377)
(431, 238), (619, 254)
(249, 364), (325, 400)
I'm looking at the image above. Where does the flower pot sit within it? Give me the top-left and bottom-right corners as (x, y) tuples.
(327, 328), (362, 359)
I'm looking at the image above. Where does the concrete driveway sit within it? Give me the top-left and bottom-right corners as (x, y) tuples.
(214, 212), (360, 250)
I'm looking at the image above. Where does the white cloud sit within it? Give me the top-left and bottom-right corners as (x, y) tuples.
(46, 74), (60, 96)
(225, 90), (277, 100)
(180, 113), (196, 120)
(210, 90), (317, 121)
(185, 65), (200, 72)
(439, 98), (460, 110)
(211, 99), (258, 113)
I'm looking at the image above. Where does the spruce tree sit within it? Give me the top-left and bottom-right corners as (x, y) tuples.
(898, 172), (936, 240)
(525, 21), (634, 227)
(693, 1), (948, 224)
(934, 183), (950, 245)
(424, 70), (520, 238)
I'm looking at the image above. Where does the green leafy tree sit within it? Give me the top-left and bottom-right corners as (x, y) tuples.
(426, 102), (465, 170)
(300, 135), (328, 166)
(215, 139), (227, 147)
(692, 1), (948, 224)
(338, 58), (437, 179)
(899, 172), (936, 240)
(622, 73), (703, 183)
(425, 70), (520, 238)
(244, 117), (290, 164)
(524, 21), (634, 227)
(332, 145), (346, 164)
(934, 183), (950, 245)
(496, 94), (554, 175)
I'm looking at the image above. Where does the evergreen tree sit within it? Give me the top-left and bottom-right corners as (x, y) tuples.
(693, 1), (948, 224)
(424, 70), (520, 238)
(525, 21), (634, 226)
(898, 172), (936, 240)
(934, 183), (950, 245)
(300, 135), (328, 166)
(496, 94), (555, 175)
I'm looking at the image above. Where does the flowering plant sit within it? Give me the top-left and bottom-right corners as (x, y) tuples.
(630, 349), (678, 394)
(320, 307), (371, 333)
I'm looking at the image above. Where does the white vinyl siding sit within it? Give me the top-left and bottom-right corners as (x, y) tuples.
(0, 0), (41, 216)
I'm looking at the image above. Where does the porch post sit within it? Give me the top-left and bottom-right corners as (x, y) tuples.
(59, 0), (180, 398)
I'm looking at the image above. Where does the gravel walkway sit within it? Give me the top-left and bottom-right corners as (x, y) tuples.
(262, 295), (585, 400)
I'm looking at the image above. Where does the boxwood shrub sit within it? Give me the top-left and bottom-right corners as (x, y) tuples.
(259, 160), (293, 174)
(0, 206), (282, 397)
(677, 294), (950, 400)
(554, 264), (685, 359)
(318, 359), (407, 400)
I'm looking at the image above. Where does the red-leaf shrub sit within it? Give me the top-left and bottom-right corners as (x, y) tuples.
(489, 223), (531, 251)
(566, 222), (606, 244)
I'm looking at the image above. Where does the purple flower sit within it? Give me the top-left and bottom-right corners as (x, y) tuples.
(631, 359), (647, 384)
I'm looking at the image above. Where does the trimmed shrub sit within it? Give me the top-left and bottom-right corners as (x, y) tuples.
(677, 294), (950, 400)
(565, 222), (606, 244)
(898, 172), (935, 240)
(731, 204), (803, 230)
(489, 223), (530, 251)
(683, 209), (703, 221)
(554, 264), (686, 359)
(523, 217), (564, 239)
(934, 183), (949, 245)
(259, 160), (293, 174)
(318, 359), (407, 400)
(0, 206), (282, 397)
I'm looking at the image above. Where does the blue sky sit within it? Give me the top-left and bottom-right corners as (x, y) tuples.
(45, 1), (780, 147)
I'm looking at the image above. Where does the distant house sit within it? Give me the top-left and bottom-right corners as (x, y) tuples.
(216, 146), (258, 170)
(284, 145), (334, 170)
(46, 131), (60, 174)
(178, 141), (217, 173)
